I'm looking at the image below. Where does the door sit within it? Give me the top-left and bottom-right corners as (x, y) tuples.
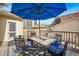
(7, 21), (16, 41)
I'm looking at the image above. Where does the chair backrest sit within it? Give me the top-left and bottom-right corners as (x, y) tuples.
(14, 36), (25, 49)
(54, 33), (62, 42)
(62, 41), (68, 55)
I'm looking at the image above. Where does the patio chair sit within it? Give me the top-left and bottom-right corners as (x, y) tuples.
(26, 38), (33, 46)
(61, 41), (68, 56)
(47, 41), (68, 56)
(12, 36), (25, 56)
(53, 33), (62, 43)
(14, 35), (25, 51)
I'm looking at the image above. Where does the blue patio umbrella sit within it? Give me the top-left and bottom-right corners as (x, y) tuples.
(11, 3), (67, 37)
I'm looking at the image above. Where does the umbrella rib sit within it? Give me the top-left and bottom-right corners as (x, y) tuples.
(40, 3), (45, 6)
(24, 8), (37, 19)
(31, 4), (66, 10)
(31, 3), (66, 10)
(41, 8), (56, 17)
(42, 7), (66, 10)
(13, 7), (35, 12)
(31, 3), (45, 7)
(38, 3), (45, 7)
(32, 3), (38, 7)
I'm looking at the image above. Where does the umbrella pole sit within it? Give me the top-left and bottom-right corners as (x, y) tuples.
(39, 20), (41, 37)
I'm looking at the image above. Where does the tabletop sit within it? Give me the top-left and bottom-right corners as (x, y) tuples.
(29, 37), (56, 46)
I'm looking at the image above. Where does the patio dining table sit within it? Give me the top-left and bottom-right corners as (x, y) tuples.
(29, 37), (56, 46)
(28, 37), (57, 55)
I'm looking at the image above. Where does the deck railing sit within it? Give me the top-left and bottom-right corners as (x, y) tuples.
(25, 30), (79, 49)
(51, 31), (79, 49)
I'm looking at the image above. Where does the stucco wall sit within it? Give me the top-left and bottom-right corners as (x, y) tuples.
(0, 14), (23, 55)
(6, 20), (23, 40)
(0, 16), (6, 46)
(16, 20), (23, 36)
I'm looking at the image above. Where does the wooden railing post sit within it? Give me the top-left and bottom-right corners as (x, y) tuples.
(71, 33), (73, 47)
(78, 32), (79, 48)
(75, 33), (76, 48)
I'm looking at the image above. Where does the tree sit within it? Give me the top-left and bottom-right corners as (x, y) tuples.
(0, 3), (7, 6)
(0, 3), (7, 9)
(51, 17), (61, 26)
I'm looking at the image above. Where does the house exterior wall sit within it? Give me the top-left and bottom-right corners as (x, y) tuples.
(0, 16), (6, 45)
(5, 20), (23, 41)
(16, 20), (23, 36)
(0, 14), (23, 55)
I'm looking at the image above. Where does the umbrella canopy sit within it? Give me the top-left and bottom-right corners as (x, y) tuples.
(11, 3), (67, 20)
(11, 3), (67, 37)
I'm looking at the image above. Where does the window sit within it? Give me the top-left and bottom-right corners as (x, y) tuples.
(8, 22), (16, 38)
(9, 22), (16, 31)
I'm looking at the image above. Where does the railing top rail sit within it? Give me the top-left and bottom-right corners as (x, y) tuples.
(48, 30), (79, 33)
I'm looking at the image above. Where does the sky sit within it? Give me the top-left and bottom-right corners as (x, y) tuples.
(1, 3), (79, 25)
(59, 3), (79, 16)
(41, 3), (79, 25)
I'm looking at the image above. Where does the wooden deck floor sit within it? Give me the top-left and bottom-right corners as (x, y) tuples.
(0, 40), (78, 56)
(6, 45), (79, 56)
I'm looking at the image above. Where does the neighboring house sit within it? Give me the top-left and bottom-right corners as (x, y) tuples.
(52, 12), (79, 32)
(59, 12), (79, 23)
(23, 20), (33, 27)
(51, 12), (79, 26)
(52, 17), (79, 32)
(51, 12), (79, 49)
(0, 10), (23, 55)
(23, 20), (38, 28)
(23, 25), (47, 38)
